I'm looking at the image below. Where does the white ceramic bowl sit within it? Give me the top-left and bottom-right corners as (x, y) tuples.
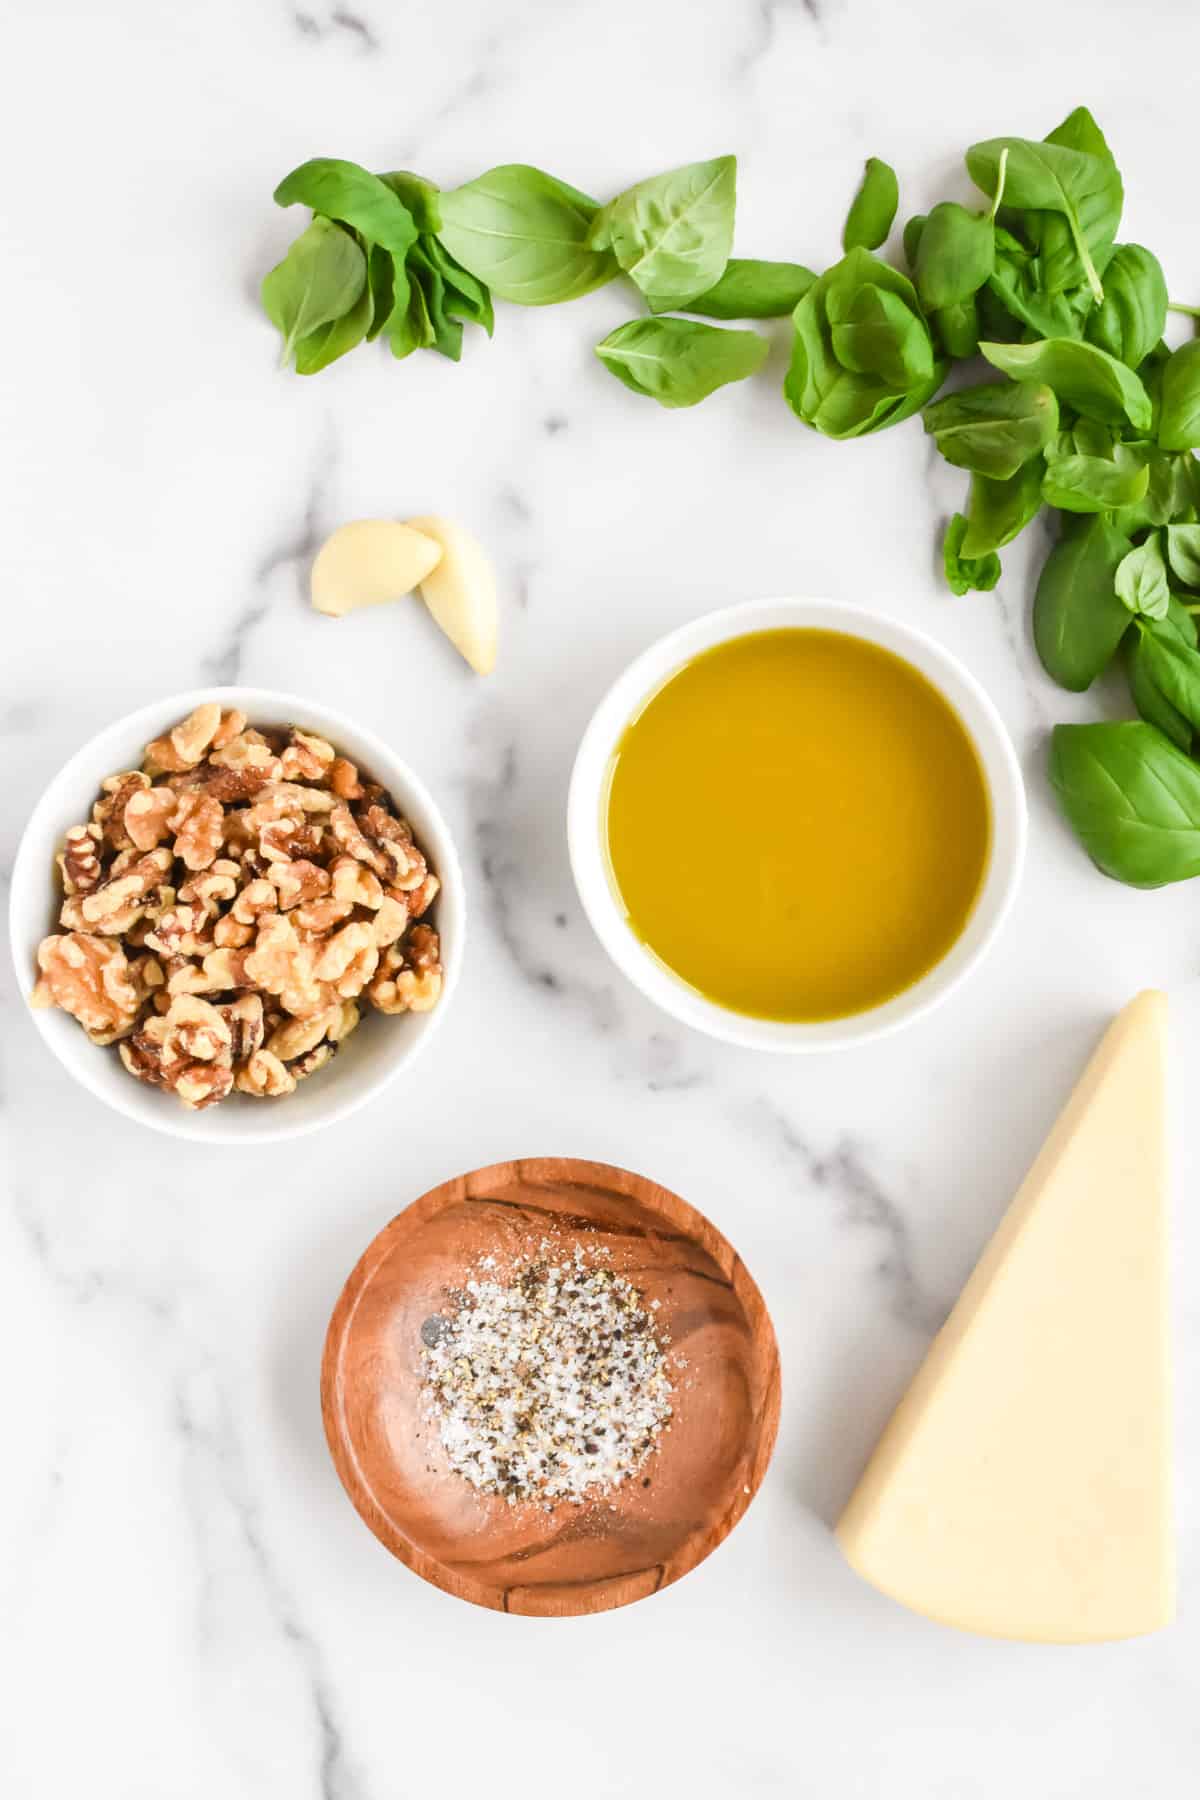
(9, 686), (464, 1142)
(568, 598), (1026, 1052)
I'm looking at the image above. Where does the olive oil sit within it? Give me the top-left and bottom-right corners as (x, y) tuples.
(604, 628), (991, 1021)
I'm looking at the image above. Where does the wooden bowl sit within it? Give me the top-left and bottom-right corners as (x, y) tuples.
(321, 1157), (781, 1616)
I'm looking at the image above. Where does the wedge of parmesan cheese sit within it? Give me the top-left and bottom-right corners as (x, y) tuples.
(837, 991), (1173, 1643)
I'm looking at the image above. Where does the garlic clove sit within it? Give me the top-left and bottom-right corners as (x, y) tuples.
(311, 520), (443, 617)
(406, 515), (498, 675)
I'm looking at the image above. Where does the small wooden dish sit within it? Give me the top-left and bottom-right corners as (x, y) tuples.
(321, 1157), (781, 1616)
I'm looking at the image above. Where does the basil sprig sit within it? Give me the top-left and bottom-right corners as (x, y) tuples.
(261, 115), (1200, 888)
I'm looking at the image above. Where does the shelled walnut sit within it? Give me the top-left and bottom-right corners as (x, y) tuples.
(32, 706), (444, 1110)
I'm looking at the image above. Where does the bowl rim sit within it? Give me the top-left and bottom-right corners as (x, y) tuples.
(320, 1155), (782, 1616)
(8, 683), (464, 1144)
(567, 597), (1027, 1053)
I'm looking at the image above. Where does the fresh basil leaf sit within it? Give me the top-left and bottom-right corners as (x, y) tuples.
(785, 253), (944, 439)
(274, 158), (419, 258)
(980, 337), (1151, 431)
(902, 214), (926, 273)
(594, 316), (767, 408)
(915, 202), (994, 311)
(931, 296), (980, 360)
(364, 243), (396, 341)
(961, 458), (1045, 558)
(967, 129), (1120, 302)
(1084, 245), (1167, 370)
(1033, 514), (1131, 688)
(379, 170), (442, 233)
(842, 158), (899, 253)
(421, 237), (494, 334)
(1164, 522), (1200, 588)
(943, 513), (1001, 595)
(831, 283), (934, 389)
(1131, 618), (1200, 729)
(1050, 720), (1200, 887)
(1030, 108), (1122, 295)
(923, 380), (1057, 479)
(985, 252), (1093, 341)
(687, 258), (815, 319)
(1126, 598), (1198, 749)
(1042, 445), (1149, 513)
(1127, 637), (1192, 749)
(1109, 448), (1191, 533)
(408, 240), (463, 361)
(590, 157), (736, 312)
(388, 267), (436, 360)
(1114, 535), (1170, 620)
(261, 217), (368, 367)
(437, 165), (616, 305)
(293, 273), (373, 373)
(1045, 104), (1114, 163)
(1158, 341), (1200, 451)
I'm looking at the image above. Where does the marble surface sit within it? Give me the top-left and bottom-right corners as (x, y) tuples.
(2, 1), (1199, 1793)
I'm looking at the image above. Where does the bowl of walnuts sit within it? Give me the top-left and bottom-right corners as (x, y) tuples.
(9, 687), (464, 1142)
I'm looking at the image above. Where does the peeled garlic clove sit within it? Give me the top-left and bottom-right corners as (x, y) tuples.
(311, 520), (443, 617)
(406, 515), (497, 675)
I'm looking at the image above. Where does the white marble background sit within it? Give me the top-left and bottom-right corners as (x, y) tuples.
(2, 0), (1199, 1794)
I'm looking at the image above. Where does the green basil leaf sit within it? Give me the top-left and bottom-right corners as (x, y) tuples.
(1126, 598), (1198, 750)
(842, 158), (899, 253)
(831, 283), (934, 389)
(1084, 245), (1167, 370)
(293, 273), (373, 374)
(388, 267), (435, 360)
(943, 513), (1001, 595)
(1158, 341), (1200, 452)
(1030, 108), (1122, 295)
(785, 256), (944, 439)
(931, 297), (980, 360)
(1114, 535), (1170, 620)
(437, 165), (616, 305)
(1041, 446), (1149, 513)
(687, 258), (815, 319)
(595, 316), (767, 408)
(923, 380), (1057, 479)
(967, 129), (1121, 302)
(1050, 720), (1200, 887)
(364, 244), (396, 341)
(273, 158), (419, 258)
(1033, 514), (1131, 688)
(1164, 522), (1200, 588)
(985, 252), (1093, 341)
(1109, 448), (1192, 533)
(961, 457), (1045, 558)
(379, 170), (442, 233)
(1131, 619), (1200, 727)
(407, 240), (463, 361)
(420, 237), (494, 334)
(261, 217), (368, 367)
(1126, 637), (1192, 749)
(915, 202), (994, 311)
(590, 156), (736, 312)
(902, 214), (926, 273)
(980, 337), (1151, 430)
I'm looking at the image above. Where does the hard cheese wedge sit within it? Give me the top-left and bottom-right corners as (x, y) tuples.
(837, 991), (1173, 1643)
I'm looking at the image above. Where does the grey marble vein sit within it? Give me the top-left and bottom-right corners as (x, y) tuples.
(746, 1099), (947, 1333)
(293, 6), (379, 51)
(203, 425), (338, 682)
(738, 0), (823, 75)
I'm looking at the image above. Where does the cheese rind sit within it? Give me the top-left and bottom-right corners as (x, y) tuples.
(837, 991), (1173, 1643)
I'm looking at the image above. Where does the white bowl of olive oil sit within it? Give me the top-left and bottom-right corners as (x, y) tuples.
(568, 598), (1026, 1052)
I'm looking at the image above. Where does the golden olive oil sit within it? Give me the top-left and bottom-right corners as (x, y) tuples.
(604, 628), (991, 1021)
